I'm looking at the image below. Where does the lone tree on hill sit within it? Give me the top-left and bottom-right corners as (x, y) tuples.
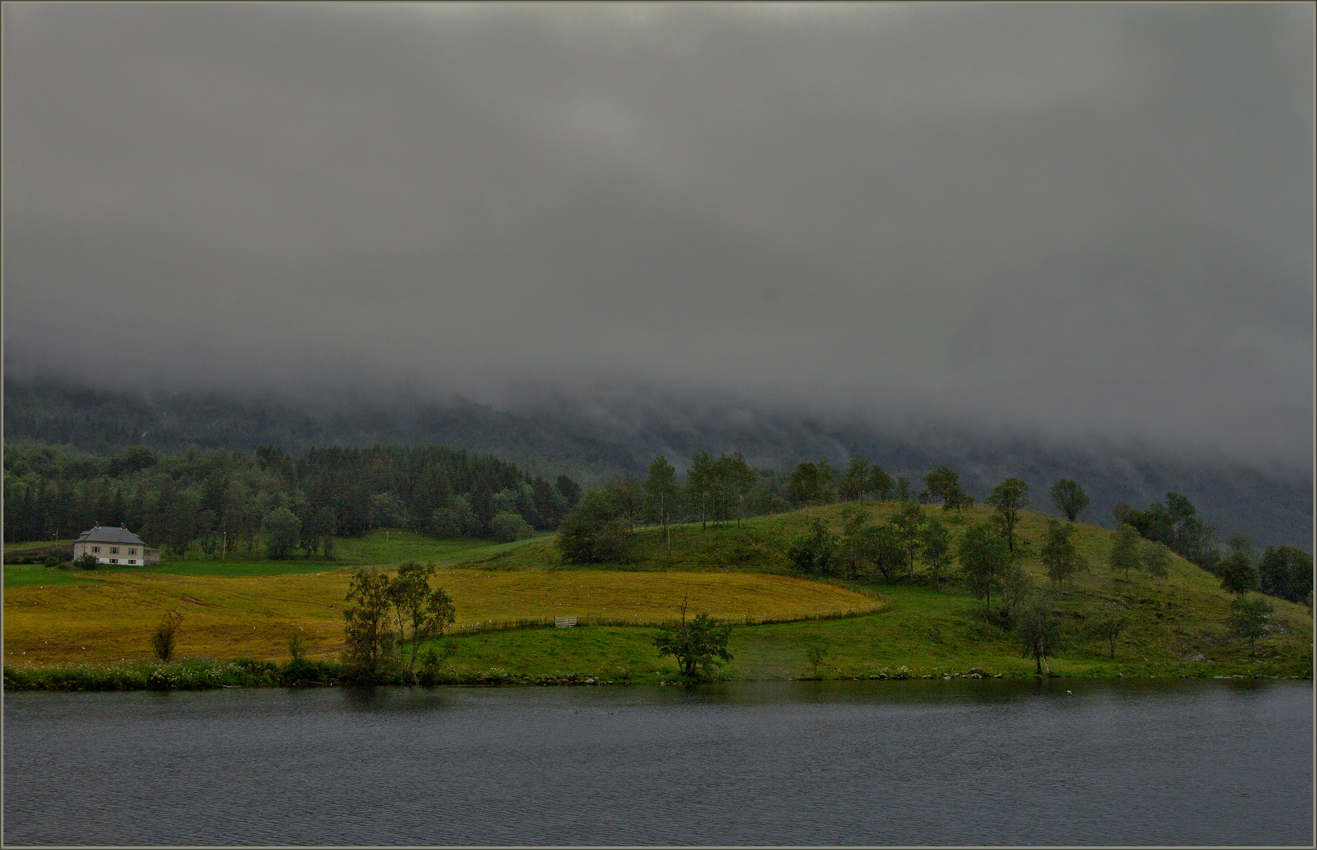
(1049, 479), (1090, 522)
(986, 478), (1030, 554)
(654, 595), (733, 680)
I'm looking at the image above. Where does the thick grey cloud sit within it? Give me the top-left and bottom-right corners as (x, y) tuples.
(4, 3), (1312, 469)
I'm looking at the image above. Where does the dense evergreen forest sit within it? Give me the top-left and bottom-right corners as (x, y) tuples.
(2, 442), (585, 555)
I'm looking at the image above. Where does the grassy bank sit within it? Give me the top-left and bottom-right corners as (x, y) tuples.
(6, 607), (1308, 692)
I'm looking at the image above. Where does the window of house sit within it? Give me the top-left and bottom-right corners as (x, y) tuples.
(129, 548), (137, 555)
(128, 560), (137, 565)
(110, 559), (118, 564)
(110, 547), (119, 554)
(92, 546), (100, 553)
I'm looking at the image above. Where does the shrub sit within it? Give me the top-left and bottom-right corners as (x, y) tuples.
(150, 611), (184, 662)
(75, 552), (99, 570)
(490, 511), (534, 543)
(280, 658), (340, 686)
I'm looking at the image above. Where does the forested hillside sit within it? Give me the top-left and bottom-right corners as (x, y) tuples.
(2, 442), (583, 555)
(4, 378), (1311, 551)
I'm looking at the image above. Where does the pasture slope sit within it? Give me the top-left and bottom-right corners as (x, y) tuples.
(4, 504), (1312, 682)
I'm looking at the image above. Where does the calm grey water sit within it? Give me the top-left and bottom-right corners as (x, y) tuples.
(3, 679), (1312, 846)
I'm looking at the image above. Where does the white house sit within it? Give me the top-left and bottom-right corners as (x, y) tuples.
(73, 525), (160, 566)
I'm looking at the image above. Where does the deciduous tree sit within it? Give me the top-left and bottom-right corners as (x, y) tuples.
(557, 490), (629, 565)
(342, 569), (395, 683)
(867, 465), (894, 502)
(1141, 539), (1171, 583)
(1014, 593), (1064, 674)
(1041, 518), (1085, 589)
(788, 517), (836, 577)
(959, 522), (1010, 623)
(986, 478), (1030, 554)
(643, 455), (681, 550)
(1218, 549), (1259, 595)
(1259, 545), (1314, 603)
(1092, 607), (1128, 658)
(840, 454), (871, 502)
(604, 476), (644, 533)
(920, 517), (952, 591)
(1049, 479), (1090, 522)
(654, 596), (733, 680)
(1109, 523), (1142, 581)
(891, 501), (924, 584)
(386, 562), (456, 676)
(263, 506), (302, 560)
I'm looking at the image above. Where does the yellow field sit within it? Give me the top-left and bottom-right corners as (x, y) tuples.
(3, 568), (884, 665)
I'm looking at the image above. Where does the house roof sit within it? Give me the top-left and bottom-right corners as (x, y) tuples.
(76, 526), (147, 546)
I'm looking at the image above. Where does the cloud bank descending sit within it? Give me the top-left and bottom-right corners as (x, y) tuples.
(3, 3), (1312, 469)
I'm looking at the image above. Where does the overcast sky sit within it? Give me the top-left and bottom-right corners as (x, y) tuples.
(3, 3), (1312, 469)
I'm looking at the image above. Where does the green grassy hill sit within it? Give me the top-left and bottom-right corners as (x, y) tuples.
(444, 501), (1312, 679)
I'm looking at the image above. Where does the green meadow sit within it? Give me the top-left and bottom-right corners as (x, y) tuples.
(5, 505), (1312, 686)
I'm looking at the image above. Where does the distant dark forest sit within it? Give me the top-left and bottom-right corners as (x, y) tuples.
(3, 378), (1311, 552)
(3, 440), (587, 555)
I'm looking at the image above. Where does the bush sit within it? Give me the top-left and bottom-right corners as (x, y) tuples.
(490, 511), (534, 543)
(280, 658), (340, 686)
(75, 552), (99, 570)
(150, 611), (184, 662)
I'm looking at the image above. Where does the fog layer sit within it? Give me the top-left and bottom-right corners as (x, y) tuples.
(4, 4), (1312, 469)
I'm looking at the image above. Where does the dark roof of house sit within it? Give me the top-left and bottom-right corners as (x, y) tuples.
(77, 526), (147, 546)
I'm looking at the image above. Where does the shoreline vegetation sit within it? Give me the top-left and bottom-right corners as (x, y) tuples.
(6, 498), (1313, 692)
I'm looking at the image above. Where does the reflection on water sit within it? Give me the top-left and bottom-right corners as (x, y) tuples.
(4, 680), (1311, 846)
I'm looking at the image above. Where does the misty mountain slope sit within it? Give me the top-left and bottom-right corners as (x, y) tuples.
(3, 378), (1311, 552)
(2, 379), (633, 484)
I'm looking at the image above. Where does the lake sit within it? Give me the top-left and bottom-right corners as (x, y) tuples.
(3, 679), (1311, 846)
